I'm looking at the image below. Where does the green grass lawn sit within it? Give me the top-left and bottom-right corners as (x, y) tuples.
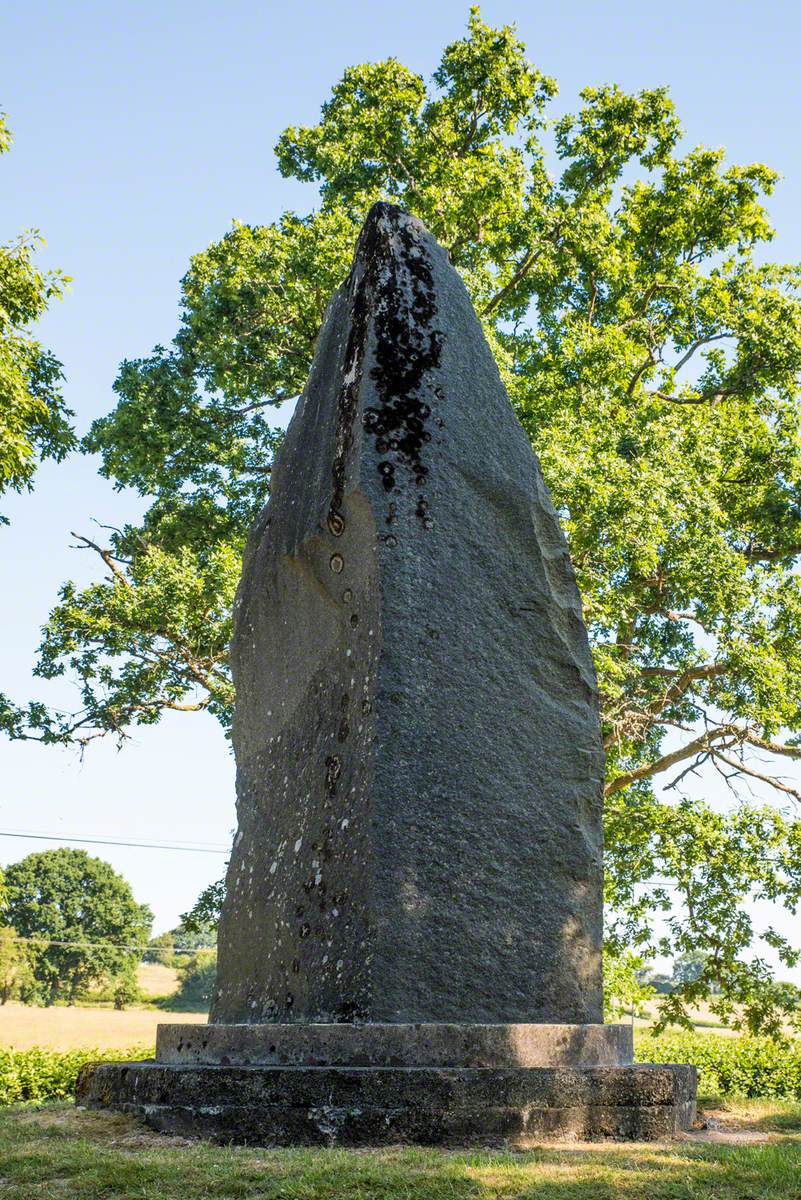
(0, 1100), (800, 1199)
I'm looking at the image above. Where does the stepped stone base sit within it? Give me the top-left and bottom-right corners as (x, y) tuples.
(156, 1021), (634, 1068)
(76, 1023), (696, 1144)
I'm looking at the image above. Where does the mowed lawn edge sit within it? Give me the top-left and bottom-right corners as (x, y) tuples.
(0, 1101), (799, 1200)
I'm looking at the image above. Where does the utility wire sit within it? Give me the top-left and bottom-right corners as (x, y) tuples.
(12, 935), (211, 956)
(0, 830), (229, 854)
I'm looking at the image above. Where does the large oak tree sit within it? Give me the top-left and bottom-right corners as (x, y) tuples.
(4, 11), (801, 1029)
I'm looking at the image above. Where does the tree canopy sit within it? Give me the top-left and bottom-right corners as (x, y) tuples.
(3, 9), (801, 1029)
(0, 112), (74, 520)
(3, 848), (152, 1005)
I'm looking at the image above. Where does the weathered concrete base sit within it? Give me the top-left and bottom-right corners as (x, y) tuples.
(76, 1024), (696, 1145)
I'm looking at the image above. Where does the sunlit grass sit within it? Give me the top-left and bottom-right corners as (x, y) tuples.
(0, 1100), (799, 1199)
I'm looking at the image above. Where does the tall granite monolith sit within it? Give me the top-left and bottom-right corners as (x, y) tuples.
(77, 204), (696, 1143)
(212, 201), (604, 1028)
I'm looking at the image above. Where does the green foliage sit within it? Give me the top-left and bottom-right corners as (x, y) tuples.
(637, 1032), (801, 1099)
(164, 949), (216, 1011)
(0, 1045), (148, 1106)
(3, 849), (152, 1005)
(143, 931), (176, 966)
(606, 794), (801, 1034)
(0, 112), (74, 520)
(0, 927), (33, 1004)
(145, 921), (216, 966)
(603, 949), (655, 1020)
(673, 950), (713, 986)
(179, 881), (226, 934)
(111, 965), (141, 1010)
(3, 10), (801, 1030)
(772, 981), (801, 1012)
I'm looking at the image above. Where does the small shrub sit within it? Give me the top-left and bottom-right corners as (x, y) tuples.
(637, 1031), (801, 1098)
(0, 1045), (151, 1105)
(162, 949), (216, 1011)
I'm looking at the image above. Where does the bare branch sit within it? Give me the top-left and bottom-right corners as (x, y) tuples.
(712, 749), (801, 804)
(605, 724), (741, 796)
(70, 533), (131, 587)
(671, 333), (731, 374)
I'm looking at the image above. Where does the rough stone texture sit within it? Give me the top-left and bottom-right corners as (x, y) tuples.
(157, 1022), (634, 1068)
(212, 201), (605, 1027)
(76, 1061), (697, 1145)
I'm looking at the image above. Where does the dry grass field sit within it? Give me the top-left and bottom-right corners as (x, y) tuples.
(135, 962), (180, 997)
(0, 963), (203, 1050)
(0, 1002), (207, 1050)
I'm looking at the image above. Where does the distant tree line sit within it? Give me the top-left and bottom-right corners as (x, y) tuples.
(0, 847), (220, 1011)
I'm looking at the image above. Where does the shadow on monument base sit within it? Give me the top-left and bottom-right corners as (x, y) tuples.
(75, 1021), (697, 1145)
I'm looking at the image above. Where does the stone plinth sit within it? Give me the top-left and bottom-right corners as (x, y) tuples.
(76, 1058), (696, 1146)
(156, 1021), (633, 1068)
(76, 1021), (696, 1144)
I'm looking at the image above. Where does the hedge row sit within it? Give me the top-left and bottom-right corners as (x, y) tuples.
(0, 1046), (151, 1105)
(636, 1032), (801, 1098)
(1, 1034), (801, 1106)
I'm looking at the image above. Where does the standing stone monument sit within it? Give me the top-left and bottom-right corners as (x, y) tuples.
(77, 203), (696, 1142)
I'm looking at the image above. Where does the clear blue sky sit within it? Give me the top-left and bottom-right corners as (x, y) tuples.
(2, 0), (801, 971)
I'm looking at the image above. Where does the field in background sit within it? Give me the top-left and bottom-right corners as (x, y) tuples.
(0, 1003), (206, 1050)
(0, 963), (792, 1052)
(136, 963), (180, 997)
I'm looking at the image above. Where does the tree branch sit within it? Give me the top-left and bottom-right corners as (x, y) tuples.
(482, 225), (563, 317)
(605, 724), (741, 796)
(712, 749), (801, 804)
(70, 533), (131, 587)
(742, 542), (801, 563)
(671, 333), (731, 374)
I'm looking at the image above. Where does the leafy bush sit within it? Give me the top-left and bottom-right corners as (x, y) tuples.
(0, 1045), (151, 1105)
(162, 949), (216, 1011)
(637, 1032), (801, 1098)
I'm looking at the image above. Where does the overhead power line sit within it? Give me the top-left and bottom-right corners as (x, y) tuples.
(12, 935), (210, 956)
(0, 830), (229, 854)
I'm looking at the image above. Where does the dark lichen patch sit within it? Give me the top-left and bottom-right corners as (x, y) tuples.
(348, 204), (442, 526)
(334, 998), (368, 1022)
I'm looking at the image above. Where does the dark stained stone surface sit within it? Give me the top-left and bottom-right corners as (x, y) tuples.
(157, 1022), (634, 1068)
(211, 202), (605, 1027)
(76, 1061), (697, 1145)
